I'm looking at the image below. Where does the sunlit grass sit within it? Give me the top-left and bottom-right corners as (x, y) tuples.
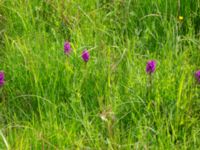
(0, 0), (200, 149)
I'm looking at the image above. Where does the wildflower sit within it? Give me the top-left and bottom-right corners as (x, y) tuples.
(82, 50), (90, 62)
(178, 16), (183, 21)
(146, 60), (156, 74)
(195, 70), (200, 83)
(64, 42), (71, 55)
(0, 72), (5, 87)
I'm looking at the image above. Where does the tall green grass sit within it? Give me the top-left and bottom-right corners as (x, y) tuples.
(0, 0), (200, 149)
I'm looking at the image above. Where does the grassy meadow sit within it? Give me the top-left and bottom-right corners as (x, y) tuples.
(0, 0), (200, 149)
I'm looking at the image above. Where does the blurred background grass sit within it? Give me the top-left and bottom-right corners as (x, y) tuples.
(0, 0), (200, 149)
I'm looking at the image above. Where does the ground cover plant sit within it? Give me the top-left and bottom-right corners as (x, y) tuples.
(0, 0), (200, 149)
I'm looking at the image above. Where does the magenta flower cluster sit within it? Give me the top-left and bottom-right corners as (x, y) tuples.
(146, 60), (156, 74)
(64, 42), (90, 62)
(64, 42), (72, 55)
(0, 42), (199, 90)
(82, 50), (90, 62)
(145, 59), (200, 84)
(195, 70), (200, 83)
(63, 42), (200, 85)
(0, 72), (5, 87)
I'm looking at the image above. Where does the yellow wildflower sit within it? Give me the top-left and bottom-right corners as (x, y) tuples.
(179, 16), (183, 21)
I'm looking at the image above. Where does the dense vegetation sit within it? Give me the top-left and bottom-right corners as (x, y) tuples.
(0, 0), (200, 149)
